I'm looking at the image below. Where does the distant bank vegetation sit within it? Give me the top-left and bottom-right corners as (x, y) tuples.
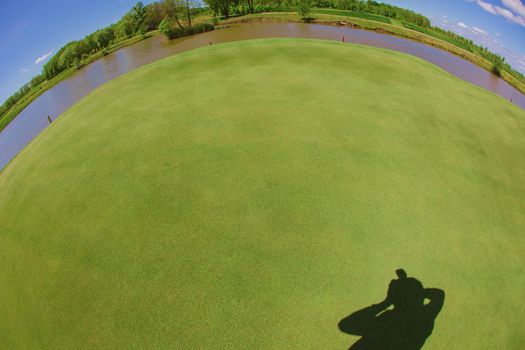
(1, 0), (524, 129)
(0, 1), (209, 126)
(209, 0), (522, 83)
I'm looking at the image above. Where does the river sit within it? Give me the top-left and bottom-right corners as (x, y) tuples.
(1, 22), (524, 170)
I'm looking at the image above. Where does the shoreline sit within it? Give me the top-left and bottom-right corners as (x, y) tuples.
(222, 13), (525, 96)
(2, 12), (525, 132)
(0, 32), (158, 131)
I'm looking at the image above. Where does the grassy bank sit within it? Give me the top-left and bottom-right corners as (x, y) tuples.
(2, 11), (525, 133)
(0, 33), (156, 131)
(0, 67), (74, 131)
(0, 12), (217, 132)
(222, 11), (525, 95)
(1, 39), (524, 349)
(0, 32), (159, 131)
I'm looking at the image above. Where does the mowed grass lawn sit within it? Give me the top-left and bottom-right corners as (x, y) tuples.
(0, 39), (524, 349)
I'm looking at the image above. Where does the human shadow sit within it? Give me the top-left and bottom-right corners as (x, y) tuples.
(338, 269), (445, 350)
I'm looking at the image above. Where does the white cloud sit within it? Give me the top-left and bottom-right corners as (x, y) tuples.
(34, 51), (52, 64)
(494, 6), (525, 27)
(471, 0), (497, 14)
(18, 68), (29, 74)
(502, 0), (525, 17)
(471, 26), (488, 34)
(458, 22), (468, 28)
(433, 12), (525, 74)
(469, 0), (525, 28)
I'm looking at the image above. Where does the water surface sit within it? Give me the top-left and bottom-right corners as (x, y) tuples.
(1, 22), (524, 170)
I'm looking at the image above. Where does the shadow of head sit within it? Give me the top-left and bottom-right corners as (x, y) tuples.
(389, 269), (425, 310)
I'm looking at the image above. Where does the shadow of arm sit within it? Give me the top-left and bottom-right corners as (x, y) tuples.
(338, 301), (390, 335)
(424, 288), (445, 318)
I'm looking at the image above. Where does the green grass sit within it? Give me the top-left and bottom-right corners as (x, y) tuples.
(0, 67), (75, 130)
(312, 8), (392, 23)
(401, 21), (472, 51)
(0, 11), (215, 132)
(3, 12), (525, 133)
(223, 13), (525, 95)
(1, 39), (524, 349)
(0, 32), (157, 132)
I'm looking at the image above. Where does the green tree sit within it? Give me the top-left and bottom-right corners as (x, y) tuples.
(115, 15), (135, 39)
(204, 0), (231, 18)
(159, 18), (175, 39)
(29, 75), (45, 88)
(131, 2), (147, 35)
(245, 0), (254, 13)
(83, 34), (98, 54)
(75, 38), (91, 59)
(163, 0), (186, 29)
(492, 56), (505, 77)
(94, 27), (115, 50)
(297, 0), (312, 21)
(57, 43), (78, 72)
(145, 3), (164, 31)
(185, 0), (193, 28)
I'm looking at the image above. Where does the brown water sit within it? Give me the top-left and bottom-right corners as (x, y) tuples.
(1, 22), (524, 170)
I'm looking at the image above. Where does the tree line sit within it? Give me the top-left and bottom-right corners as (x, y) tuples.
(2, 0), (524, 122)
(204, 0), (430, 27)
(0, 1), (206, 121)
(43, 1), (209, 80)
(402, 21), (515, 78)
(186, 0), (525, 83)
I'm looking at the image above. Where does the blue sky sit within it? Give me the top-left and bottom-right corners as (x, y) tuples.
(1, 0), (525, 104)
(388, 0), (525, 73)
(0, 0), (156, 104)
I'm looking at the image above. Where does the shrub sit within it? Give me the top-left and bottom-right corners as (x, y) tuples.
(159, 18), (175, 39)
(297, 0), (314, 22)
(187, 23), (215, 36)
(492, 63), (503, 77)
(492, 56), (505, 77)
(159, 19), (214, 40)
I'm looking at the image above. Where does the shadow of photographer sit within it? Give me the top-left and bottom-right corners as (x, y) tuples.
(338, 269), (445, 350)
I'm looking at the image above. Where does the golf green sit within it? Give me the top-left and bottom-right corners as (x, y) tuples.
(0, 39), (524, 349)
